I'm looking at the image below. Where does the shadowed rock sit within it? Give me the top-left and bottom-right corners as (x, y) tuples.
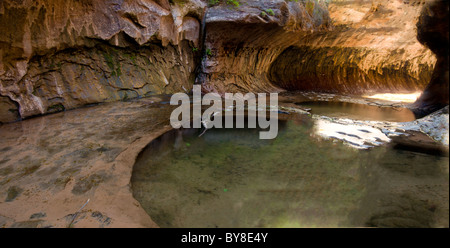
(197, 0), (332, 94)
(410, 0), (449, 118)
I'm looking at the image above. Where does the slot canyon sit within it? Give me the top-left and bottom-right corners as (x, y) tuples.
(0, 0), (448, 228)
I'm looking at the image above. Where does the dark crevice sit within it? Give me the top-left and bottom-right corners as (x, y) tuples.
(194, 6), (208, 85)
(0, 94), (21, 123)
(122, 13), (146, 29)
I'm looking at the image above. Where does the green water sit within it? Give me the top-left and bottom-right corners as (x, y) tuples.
(131, 120), (449, 228)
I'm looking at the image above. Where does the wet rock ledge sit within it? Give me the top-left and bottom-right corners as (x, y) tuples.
(0, 97), (176, 227)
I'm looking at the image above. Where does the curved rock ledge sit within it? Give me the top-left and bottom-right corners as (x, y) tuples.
(268, 0), (436, 94)
(197, 0), (332, 94)
(0, 97), (176, 227)
(269, 45), (433, 93)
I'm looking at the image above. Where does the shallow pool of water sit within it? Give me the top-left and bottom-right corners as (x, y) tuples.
(131, 119), (448, 228)
(296, 101), (416, 122)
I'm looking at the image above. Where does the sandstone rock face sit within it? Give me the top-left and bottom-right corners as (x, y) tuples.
(411, 0), (449, 117)
(0, 0), (446, 123)
(197, 0), (332, 94)
(0, 96), (19, 124)
(268, 0), (436, 94)
(0, 0), (205, 122)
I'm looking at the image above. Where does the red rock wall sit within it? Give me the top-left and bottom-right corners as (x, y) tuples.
(268, 0), (436, 94)
(0, 0), (205, 122)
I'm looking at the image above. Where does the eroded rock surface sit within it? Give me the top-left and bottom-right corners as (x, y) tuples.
(410, 0), (449, 117)
(0, 95), (19, 123)
(0, 0), (205, 121)
(0, 96), (176, 227)
(1, 0), (447, 123)
(269, 0), (436, 94)
(197, 0), (332, 94)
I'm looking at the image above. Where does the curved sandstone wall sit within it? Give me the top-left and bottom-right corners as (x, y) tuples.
(0, 0), (205, 122)
(197, 0), (332, 94)
(268, 0), (436, 94)
(0, 0), (446, 123)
